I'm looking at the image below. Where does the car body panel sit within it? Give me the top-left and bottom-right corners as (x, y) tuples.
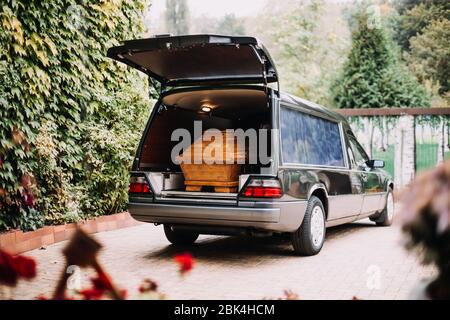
(130, 200), (307, 233)
(278, 168), (361, 220)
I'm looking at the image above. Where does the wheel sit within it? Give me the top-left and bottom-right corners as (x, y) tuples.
(291, 196), (326, 256)
(163, 225), (199, 245)
(374, 189), (394, 226)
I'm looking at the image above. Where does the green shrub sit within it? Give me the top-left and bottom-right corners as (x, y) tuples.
(0, 0), (150, 231)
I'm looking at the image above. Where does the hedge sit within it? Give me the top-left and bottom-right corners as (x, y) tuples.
(0, 0), (151, 231)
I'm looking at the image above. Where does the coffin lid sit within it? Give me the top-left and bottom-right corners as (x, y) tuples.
(107, 34), (278, 88)
(177, 131), (247, 163)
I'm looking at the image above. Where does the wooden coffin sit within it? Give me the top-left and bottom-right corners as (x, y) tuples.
(177, 131), (247, 192)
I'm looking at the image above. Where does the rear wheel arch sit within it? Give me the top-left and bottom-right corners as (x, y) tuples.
(309, 186), (328, 220)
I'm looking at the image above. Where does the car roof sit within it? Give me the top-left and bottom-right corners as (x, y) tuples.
(160, 85), (349, 127)
(277, 90), (349, 124)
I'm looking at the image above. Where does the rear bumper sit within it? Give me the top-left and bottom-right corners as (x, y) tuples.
(129, 200), (307, 232)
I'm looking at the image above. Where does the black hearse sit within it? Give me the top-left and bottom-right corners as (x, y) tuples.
(107, 35), (394, 256)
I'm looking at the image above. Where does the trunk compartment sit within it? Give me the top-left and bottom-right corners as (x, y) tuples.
(136, 87), (274, 202)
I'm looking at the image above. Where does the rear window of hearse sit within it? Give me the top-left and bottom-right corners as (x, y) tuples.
(280, 106), (345, 167)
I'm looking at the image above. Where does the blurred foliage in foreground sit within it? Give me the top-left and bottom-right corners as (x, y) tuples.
(0, 0), (151, 231)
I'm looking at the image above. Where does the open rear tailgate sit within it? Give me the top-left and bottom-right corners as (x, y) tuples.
(107, 34), (278, 87)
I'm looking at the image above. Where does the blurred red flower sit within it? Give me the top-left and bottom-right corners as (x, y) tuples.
(0, 250), (37, 286)
(79, 288), (104, 300)
(77, 269), (121, 300)
(13, 255), (37, 279)
(0, 250), (18, 286)
(91, 269), (114, 292)
(174, 252), (194, 275)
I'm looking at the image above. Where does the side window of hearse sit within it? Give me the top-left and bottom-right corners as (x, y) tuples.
(280, 106), (344, 167)
(348, 136), (369, 167)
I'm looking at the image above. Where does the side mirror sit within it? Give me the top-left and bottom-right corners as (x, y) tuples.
(367, 160), (385, 169)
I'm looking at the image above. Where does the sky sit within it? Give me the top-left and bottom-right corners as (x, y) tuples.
(148, 0), (268, 20)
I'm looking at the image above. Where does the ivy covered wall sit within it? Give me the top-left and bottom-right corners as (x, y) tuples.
(0, 0), (151, 231)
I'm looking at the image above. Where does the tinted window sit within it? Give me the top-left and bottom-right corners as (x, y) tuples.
(348, 135), (369, 168)
(280, 106), (345, 167)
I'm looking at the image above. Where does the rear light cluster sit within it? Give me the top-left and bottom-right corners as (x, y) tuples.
(242, 178), (283, 198)
(129, 176), (151, 194)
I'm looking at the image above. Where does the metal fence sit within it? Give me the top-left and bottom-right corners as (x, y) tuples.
(336, 108), (450, 188)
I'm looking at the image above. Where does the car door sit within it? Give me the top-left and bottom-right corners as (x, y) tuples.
(347, 135), (383, 215)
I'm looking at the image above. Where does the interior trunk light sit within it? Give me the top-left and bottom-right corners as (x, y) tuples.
(209, 36), (231, 44)
(129, 176), (151, 194)
(242, 178), (283, 198)
(201, 106), (211, 112)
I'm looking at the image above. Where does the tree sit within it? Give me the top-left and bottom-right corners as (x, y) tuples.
(191, 13), (246, 36)
(394, 0), (430, 14)
(392, 3), (446, 50)
(406, 19), (450, 98)
(394, 0), (450, 14)
(332, 9), (430, 109)
(165, 0), (190, 35)
(386, 0), (449, 104)
(333, 6), (430, 158)
(270, 0), (323, 101)
(263, 0), (348, 105)
(190, 14), (218, 34)
(215, 14), (245, 35)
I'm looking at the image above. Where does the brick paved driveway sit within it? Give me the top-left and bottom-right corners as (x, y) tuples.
(15, 218), (435, 300)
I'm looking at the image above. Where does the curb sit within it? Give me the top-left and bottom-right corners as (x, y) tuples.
(0, 212), (142, 254)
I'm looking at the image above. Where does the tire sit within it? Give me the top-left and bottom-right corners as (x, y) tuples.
(374, 189), (394, 227)
(163, 225), (199, 245)
(291, 196), (326, 256)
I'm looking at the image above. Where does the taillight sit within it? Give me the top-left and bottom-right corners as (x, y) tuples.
(241, 178), (283, 198)
(129, 176), (151, 194)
